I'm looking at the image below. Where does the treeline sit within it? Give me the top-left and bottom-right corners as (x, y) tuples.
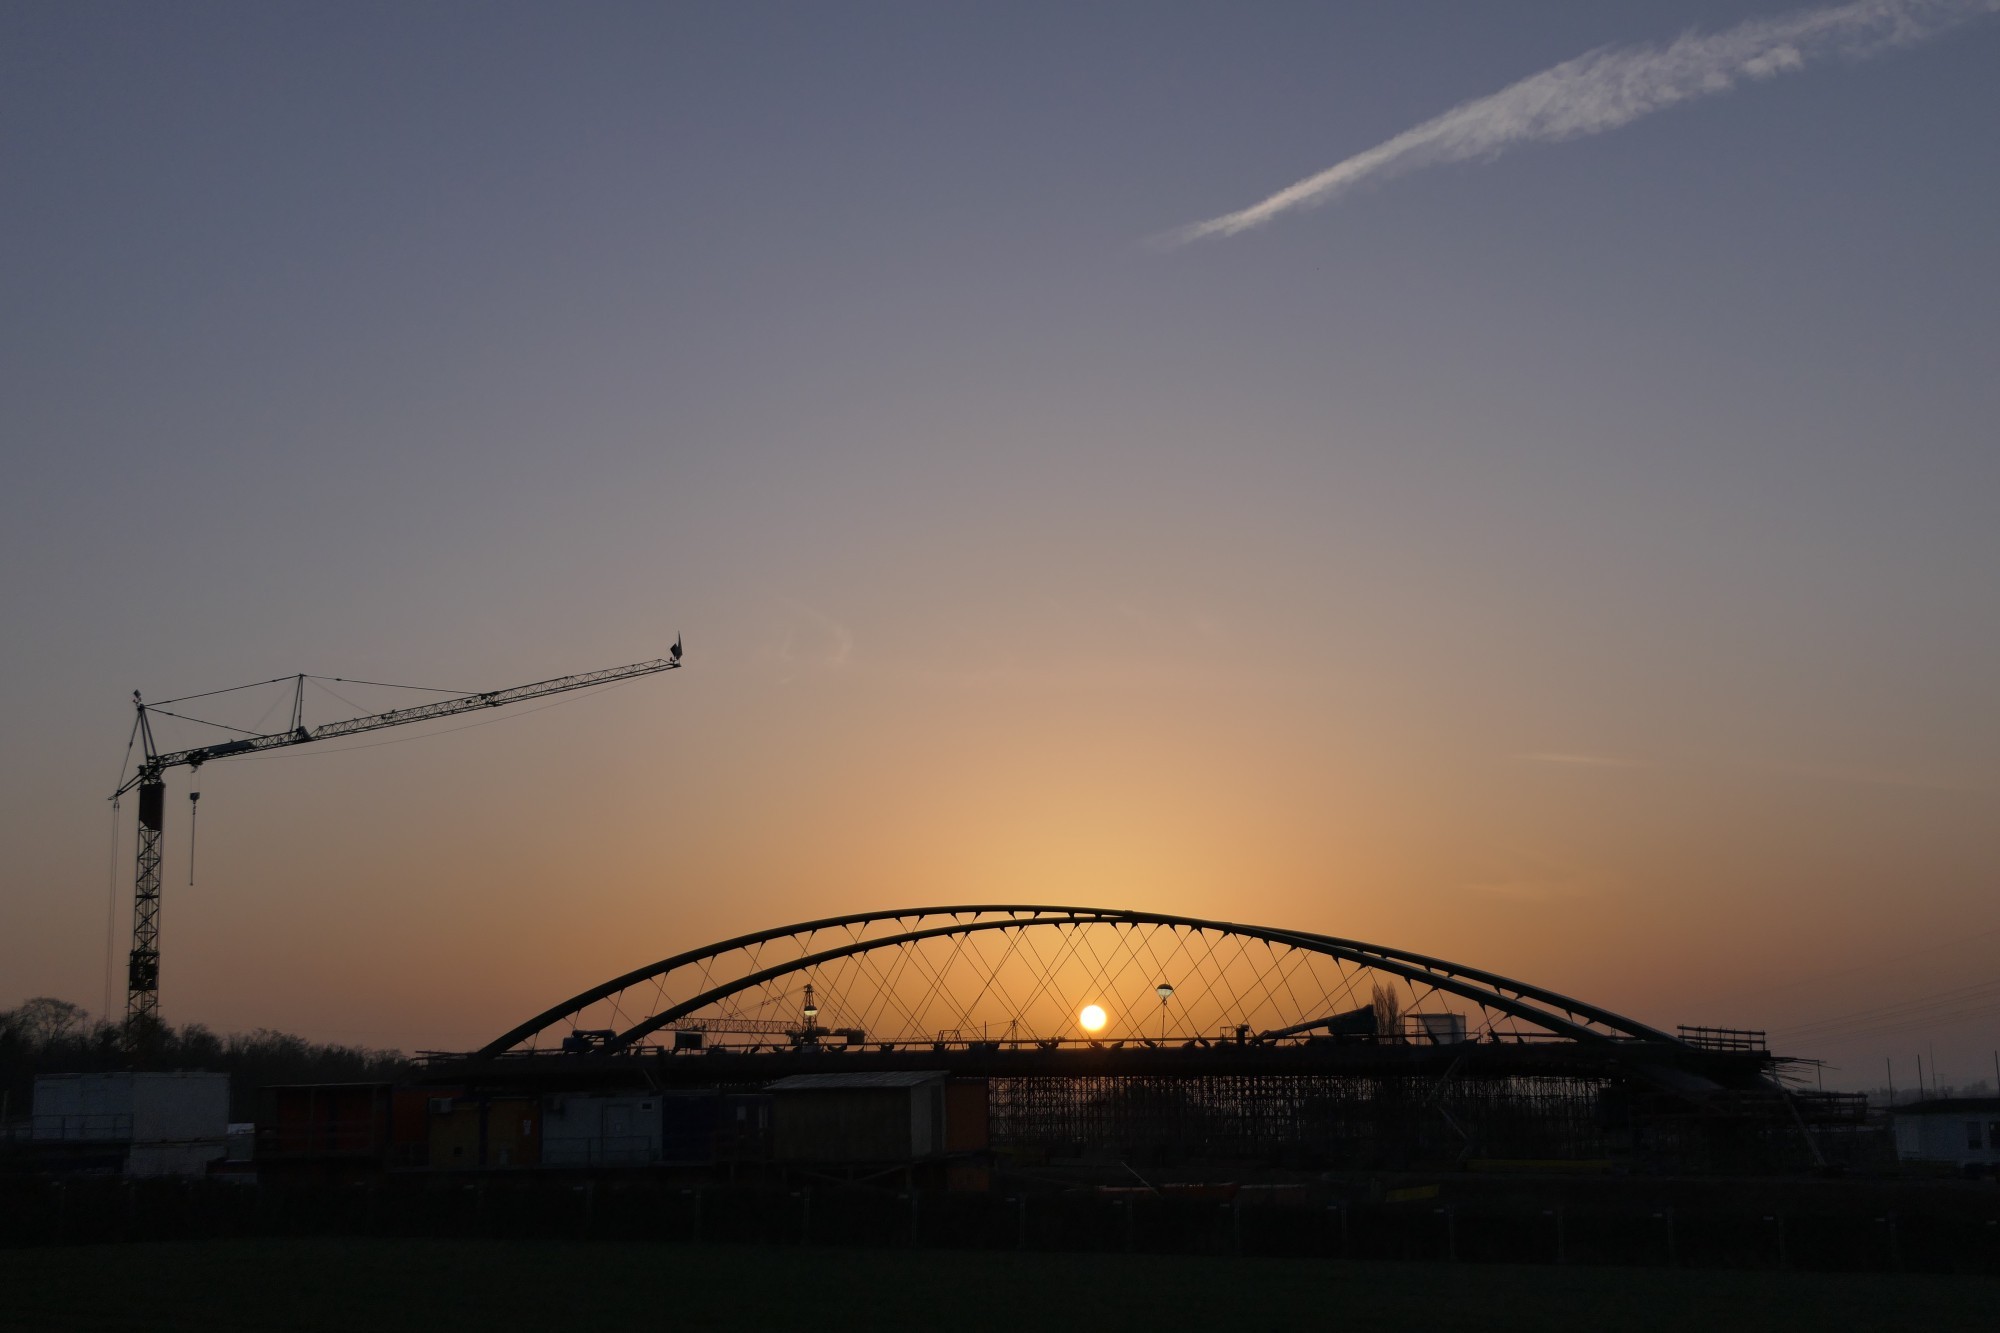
(1, 998), (408, 1122)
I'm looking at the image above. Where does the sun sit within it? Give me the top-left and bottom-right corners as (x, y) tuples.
(1078, 1003), (1108, 1034)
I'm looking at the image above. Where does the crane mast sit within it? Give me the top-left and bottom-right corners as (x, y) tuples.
(111, 645), (682, 1037)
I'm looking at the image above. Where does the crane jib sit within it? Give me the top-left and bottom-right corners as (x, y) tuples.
(112, 647), (681, 1043)
(142, 657), (677, 773)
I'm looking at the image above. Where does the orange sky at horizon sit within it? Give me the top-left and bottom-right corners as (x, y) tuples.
(10, 595), (1985, 1095)
(3, 6), (1997, 1096)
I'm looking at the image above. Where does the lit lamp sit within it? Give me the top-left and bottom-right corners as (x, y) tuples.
(802, 982), (819, 1028)
(1156, 982), (1174, 1040)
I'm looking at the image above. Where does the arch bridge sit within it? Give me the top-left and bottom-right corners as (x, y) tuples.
(477, 906), (1760, 1084)
(438, 907), (1831, 1171)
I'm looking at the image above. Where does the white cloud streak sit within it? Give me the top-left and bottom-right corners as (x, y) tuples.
(1164, 0), (1997, 245)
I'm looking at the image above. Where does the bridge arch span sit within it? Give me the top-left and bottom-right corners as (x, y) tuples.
(480, 905), (1682, 1058)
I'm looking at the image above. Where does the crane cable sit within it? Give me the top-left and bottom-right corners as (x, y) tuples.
(104, 796), (121, 1024)
(149, 674), (297, 707)
(307, 676), (368, 718)
(104, 710), (140, 1022)
(306, 674), (471, 694)
(207, 678), (642, 766)
(144, 673), (472, 735)
(188, 791), (201, 887)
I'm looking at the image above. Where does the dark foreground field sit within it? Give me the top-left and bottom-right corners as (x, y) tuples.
(2, 1239), (1995, 1333)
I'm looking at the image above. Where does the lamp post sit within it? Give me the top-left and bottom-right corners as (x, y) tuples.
(1156, 983), (1174, 1041)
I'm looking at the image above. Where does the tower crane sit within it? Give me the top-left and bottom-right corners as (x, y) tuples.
(109, 643), (682, 1037)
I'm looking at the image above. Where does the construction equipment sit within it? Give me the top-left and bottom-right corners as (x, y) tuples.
(109, 643), (682, 1037)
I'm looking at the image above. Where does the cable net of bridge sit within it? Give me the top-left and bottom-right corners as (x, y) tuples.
(481, 907), (1665, 1056)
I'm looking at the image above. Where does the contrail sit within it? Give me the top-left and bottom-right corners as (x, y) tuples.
(1163, 0), (1997, 246)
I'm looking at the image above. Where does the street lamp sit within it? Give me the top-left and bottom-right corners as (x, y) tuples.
(1156, 983), (1174, 1040)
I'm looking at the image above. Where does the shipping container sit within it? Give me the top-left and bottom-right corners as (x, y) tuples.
(543, 1093), (662, 1167)
(660, 1092), (721, 1163)
(486, 1096), (540, 1167)
(426, 1095), (541, 1169)
(943, 1079), (989, 1152)
(428, 1100), (483, 1169)
(1891, 1097), (2000, 1174)
(389, 1087), (439, 1169)
(716, 1093), (772, 1161)
(259, 1083), (391, 1160)
(1414, 1013), (1468, 1045)
(31, 1073), (229, 1177)
(768, 1072), (986, 1164)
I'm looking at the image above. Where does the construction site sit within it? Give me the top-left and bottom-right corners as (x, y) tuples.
(5, 653), (1995, 1278)
(402, 902), (1874, 1181)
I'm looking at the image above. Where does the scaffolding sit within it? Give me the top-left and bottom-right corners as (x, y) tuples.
(988, 1070), (1617, 1166)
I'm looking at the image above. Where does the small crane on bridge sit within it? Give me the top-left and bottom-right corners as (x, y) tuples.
(109, 644), (682, 1038)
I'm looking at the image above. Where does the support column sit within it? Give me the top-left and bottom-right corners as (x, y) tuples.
(125, 774), (165, 1034)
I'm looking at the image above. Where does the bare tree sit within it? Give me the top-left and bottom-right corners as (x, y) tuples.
(1371, 981), (1402, 1042)
(1, 997), (91, 1048)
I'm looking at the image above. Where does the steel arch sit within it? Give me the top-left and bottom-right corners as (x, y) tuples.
(480, 905), (1682, 1056)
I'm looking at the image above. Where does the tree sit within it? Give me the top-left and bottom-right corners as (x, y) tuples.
(1371, 981), (1402, 1042)
(0, 999), (408, 1122)
(0, 997), (91, 1048)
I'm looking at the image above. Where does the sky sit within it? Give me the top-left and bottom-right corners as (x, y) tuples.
(2, 1), (1997, 1091)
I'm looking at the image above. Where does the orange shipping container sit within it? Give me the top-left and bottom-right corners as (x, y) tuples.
(426, 1095), (540, 1169)
(944, 1079), (989, 1153)
(484, 1096), (540, 1168)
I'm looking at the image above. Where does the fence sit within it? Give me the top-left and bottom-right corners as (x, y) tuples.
(2, 1174), (1996, 1274)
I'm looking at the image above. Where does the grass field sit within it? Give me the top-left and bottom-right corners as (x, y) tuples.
(1, 1239), (1995, 1332)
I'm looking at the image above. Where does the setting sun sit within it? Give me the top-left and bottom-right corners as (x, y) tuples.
(1077, 1004), (1108, 1034)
